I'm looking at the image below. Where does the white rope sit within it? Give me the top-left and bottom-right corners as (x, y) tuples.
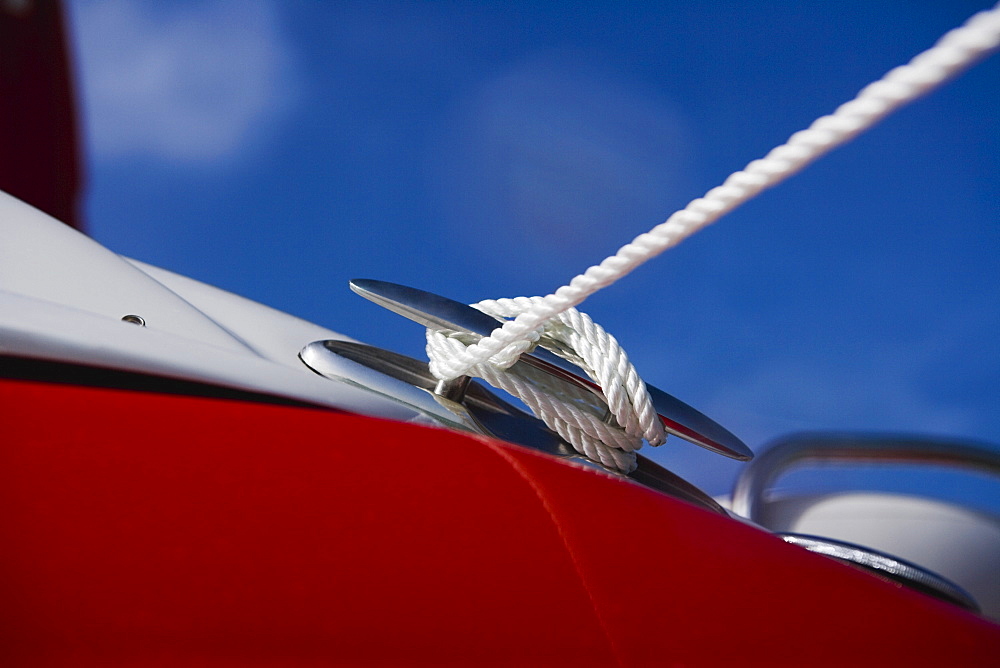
(424, 4), (1000, 471)
(426, 298), (666, 473)
(475, 297), (664, 448)
(431, 3), (1000, 382)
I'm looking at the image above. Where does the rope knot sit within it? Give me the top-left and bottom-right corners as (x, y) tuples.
(426, 297), (667, 473)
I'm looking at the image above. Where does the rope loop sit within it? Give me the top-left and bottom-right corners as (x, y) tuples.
(426, 298), (667, 473)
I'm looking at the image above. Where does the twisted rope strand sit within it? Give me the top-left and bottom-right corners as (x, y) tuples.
(431, 3), (1000, 381)
(426, 326), (639, 471)
(426, 297), (670, 472)
(476, 297), (666, 448)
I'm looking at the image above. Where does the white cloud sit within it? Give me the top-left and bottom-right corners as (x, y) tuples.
(68, 0), (295, 163)
(431, 51), (692, 276)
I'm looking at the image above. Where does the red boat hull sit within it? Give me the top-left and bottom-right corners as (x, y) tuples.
(2, 377), (998, 665)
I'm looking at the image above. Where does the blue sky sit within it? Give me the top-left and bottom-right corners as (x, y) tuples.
(64, 1), (1000, 506)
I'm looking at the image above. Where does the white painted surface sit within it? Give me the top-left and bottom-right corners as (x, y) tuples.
(762, 491), (1000, 620)
(0, 190), (468, 430)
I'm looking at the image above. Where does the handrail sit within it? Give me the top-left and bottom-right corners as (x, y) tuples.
(730, 433), (1000, 522)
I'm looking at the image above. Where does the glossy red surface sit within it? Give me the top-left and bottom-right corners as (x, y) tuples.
(2, 377), (998, 665)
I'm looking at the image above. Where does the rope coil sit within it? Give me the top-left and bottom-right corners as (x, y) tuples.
(427, 299), (665, 472)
